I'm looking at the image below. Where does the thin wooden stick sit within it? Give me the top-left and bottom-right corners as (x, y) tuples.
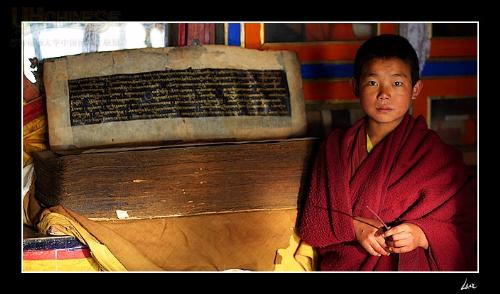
(366, 205), (389, 230)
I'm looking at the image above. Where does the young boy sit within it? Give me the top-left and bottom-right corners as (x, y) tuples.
(297, 34), (477, 271)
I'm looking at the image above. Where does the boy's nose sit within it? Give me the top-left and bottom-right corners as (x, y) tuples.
(377, 87), (390, 100)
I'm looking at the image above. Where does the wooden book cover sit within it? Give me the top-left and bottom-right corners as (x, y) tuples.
(33, 138), (318, 220)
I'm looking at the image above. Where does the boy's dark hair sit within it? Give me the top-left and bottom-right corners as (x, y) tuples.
(353, 34), (420, 88)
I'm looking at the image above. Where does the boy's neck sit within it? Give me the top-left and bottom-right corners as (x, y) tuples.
(365, 118), (402, 146)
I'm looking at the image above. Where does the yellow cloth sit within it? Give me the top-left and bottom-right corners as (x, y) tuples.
(367, 134), (373, 153)
(274, 230), (316, 271)
(36, 210), (127, 271)
(23, 116), (48, 167)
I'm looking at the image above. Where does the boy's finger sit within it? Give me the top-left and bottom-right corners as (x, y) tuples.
(363, 242), (380, 256)
(389, 232), (411, 241)
(383, 225), (405, 238)
(387, 239), (408, 248)
(388, 246), (408, 254)
(372, 241), (390, 256)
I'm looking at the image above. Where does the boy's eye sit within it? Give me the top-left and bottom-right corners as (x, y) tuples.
(394, 81), (403, 86)
(368, 81), (378, 86)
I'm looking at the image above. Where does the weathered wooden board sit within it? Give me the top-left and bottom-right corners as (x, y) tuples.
(33, 138), (318, 220)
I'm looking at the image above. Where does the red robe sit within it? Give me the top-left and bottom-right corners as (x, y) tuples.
(298, 114), (477, 271)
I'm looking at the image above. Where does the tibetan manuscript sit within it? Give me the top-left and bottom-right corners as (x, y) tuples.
(43, 45), (306, 150)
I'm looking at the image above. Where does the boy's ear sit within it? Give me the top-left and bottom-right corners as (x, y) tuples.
(411, 80), (423, 100)
(351, 78), (359, 97)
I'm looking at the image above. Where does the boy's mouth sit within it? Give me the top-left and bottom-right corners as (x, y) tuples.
(376, 107), (393, 112)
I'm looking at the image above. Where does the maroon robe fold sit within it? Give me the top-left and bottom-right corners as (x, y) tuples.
(298, 113), (477, 271)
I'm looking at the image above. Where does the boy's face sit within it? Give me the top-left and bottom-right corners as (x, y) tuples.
(355, 57), (422, 127)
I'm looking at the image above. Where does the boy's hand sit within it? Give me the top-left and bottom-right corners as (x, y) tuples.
(353, 216), (391, 256)
(383, 223), (429, 253)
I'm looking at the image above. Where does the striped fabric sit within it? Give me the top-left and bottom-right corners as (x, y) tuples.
(23, 236), (100, 272)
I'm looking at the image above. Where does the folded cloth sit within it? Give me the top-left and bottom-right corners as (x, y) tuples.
(274, 230), (316, 271)
(36, 208), (127, 271)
